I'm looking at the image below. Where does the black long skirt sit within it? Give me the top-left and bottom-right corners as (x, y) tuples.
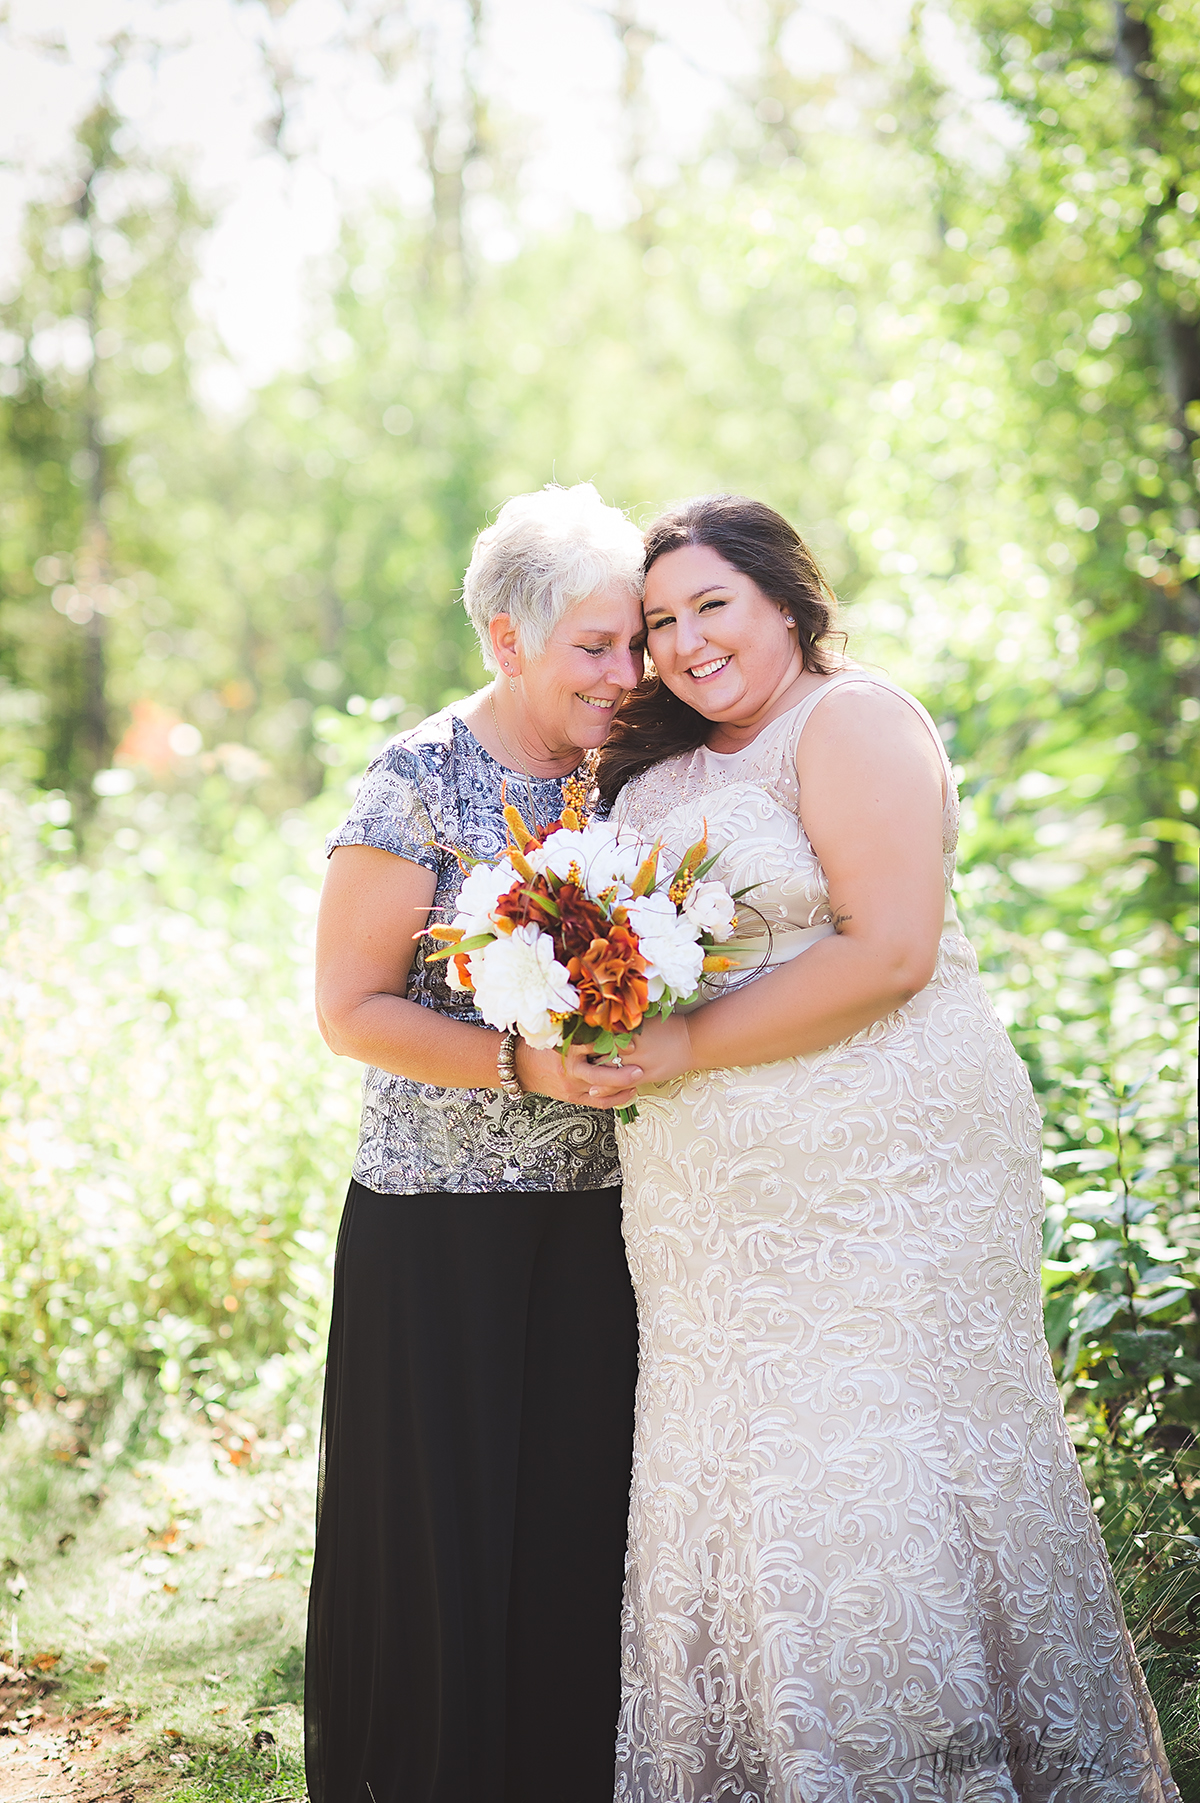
(304, 1180), (638, 1803)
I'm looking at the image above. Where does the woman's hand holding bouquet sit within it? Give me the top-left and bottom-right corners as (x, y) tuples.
(425, 795), (743, 1122)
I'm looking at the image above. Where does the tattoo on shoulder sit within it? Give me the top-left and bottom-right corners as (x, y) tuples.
(832, 910), (852, 930)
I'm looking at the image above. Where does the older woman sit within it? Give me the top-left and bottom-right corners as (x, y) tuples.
(304, 484), (645, 1803)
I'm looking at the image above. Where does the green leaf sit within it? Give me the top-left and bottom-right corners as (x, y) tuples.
(1109, 1329), (1178, 1379)
(1146, 819), (1200, 850)
(1076, 1292), (1128, 1335)
(1136, 1289), (1191, 1322)
(1064, 1290), (1128, 1376)
(1136, 1263), (1186, 1289)
(1043, 1289), (1076, 1351)
(688, 849), (724, 884)
(1089, 1371), (1140, 1403)
(425, 931), (493, 962)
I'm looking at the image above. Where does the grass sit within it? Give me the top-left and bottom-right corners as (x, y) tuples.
(4, 1397), (1200, 1798)
(0, 773), (1193, 1795)
(1151, 1662), (1200, 1803)
(0, 1416), (315, 1799)
(167, 1744), (307, 1801)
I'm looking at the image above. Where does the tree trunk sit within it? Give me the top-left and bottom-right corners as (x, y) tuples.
(606, 4), (657, 245)
(1111, 3), (1200, 429)
(75, 146), (112, 786)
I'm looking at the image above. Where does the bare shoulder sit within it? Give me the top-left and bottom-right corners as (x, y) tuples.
(798, 681), (937, 755)
(793, 683), (946, 817)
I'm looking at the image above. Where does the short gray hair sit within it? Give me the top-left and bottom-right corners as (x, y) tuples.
(462, 482), (644, 673)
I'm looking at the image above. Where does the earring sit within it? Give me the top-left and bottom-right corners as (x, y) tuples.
(509, 675), (517, 694)
(784, 615), (796, 626)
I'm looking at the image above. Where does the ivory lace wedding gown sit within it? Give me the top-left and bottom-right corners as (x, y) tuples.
(611, 673), (1176, 1803)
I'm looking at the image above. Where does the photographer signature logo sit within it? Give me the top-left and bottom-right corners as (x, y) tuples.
(900, 1723), (1155, 1790)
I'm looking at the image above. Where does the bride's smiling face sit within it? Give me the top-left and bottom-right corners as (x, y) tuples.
(642, 543), (803, 725)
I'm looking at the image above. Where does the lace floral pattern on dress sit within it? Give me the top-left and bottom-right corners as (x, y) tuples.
(327, 707), (619, 1194)
(611, 674), (1177, 1803)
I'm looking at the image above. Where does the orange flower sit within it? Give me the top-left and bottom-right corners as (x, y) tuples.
(568, 923), (649, 1036)
(553, 881), (607, 959)
(492, 872), (559, 937)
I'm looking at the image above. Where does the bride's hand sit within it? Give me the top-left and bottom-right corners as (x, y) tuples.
(580, 1014), (694, 1104)
(516, 1040), (642, 1110)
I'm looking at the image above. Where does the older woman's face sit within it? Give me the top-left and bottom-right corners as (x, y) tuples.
(520, 585), (646, 754)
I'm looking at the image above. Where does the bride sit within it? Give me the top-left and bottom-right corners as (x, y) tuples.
(581, 495), (1177, 1802)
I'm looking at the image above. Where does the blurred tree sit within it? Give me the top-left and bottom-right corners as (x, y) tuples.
(336, 0), (490, 293)
(921, 0), (1199, 923)
(602, 2), (660, 245)
(0, 0), (1194, 871)
(0, 8), (1194, 1747)
(68, 101), (117, 779)
(0, 45), (208, 805)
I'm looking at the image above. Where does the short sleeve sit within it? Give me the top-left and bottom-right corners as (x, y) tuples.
(325, 741), (444, 872)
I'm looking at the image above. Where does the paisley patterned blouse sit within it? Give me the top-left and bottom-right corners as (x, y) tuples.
(326, 705), (621, 1195)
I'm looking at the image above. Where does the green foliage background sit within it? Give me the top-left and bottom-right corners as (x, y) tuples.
(0, 0), (1197, 1774)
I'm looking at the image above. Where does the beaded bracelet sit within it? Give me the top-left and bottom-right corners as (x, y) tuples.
(496, 1029), (523, 1098)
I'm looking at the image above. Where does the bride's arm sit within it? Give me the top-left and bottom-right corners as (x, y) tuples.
(576, 687), (948, 1097)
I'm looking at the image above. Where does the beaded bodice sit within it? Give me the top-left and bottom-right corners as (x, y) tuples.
(614, 673), (960, 990)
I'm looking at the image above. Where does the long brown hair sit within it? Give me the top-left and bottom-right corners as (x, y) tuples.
(596, 494), (840, 808)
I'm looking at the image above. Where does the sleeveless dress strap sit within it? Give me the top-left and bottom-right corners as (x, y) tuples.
(783, 671), (960, 933)
(785, 671), (954, 811)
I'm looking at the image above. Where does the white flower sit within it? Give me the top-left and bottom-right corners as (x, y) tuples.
(451, 857), (520, 938)
(684, 879), (737, 942)
(526, 822), (651, 899)
(525, 829), (588, 882)
(578, 824), (654, 896)
(469, 924), (579, 1049)
(625, 892), (705, 1003)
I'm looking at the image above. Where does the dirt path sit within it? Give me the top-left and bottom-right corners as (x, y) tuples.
(0, 1665), (170, 1802)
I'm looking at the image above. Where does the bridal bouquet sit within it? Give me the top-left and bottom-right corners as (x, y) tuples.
(425, 794), (742, 1121)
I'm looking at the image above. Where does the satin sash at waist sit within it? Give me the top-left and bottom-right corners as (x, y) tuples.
(730, 920), (836, 970)
(730, 892), (961, 972)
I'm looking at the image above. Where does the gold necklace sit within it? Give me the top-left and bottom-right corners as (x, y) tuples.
(488, 687), (543, 822)
(487, 687), (591, 818)
(488, 687), (530, 773)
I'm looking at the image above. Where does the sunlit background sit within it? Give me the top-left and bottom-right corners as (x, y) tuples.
(0, 0), (1198, 1782)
